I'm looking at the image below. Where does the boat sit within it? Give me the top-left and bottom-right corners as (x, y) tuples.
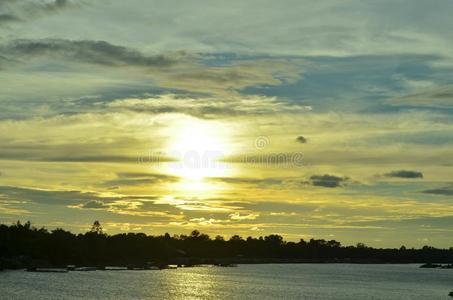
(441, 264), (453, 269)
(420, 263), (441, 268)
(215, 263), (238, 267)
(420, 263), (453, 269)
(104, 266), (128, 271)
(157, 264), (177, 270)
(127, 265), (145, 270)
(27, 267), (68, 273)
(74, 267), (97, 271)
(144, 262), (160, 270)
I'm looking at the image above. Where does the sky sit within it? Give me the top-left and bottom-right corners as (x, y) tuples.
(1, 0), (453, 247)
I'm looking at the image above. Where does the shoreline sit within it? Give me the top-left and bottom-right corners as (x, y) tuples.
(2, 260), (451, 272)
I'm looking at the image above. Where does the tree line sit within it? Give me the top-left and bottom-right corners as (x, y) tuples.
(1, 221), (453, 269)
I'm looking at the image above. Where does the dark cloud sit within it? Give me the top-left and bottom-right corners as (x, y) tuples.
(44, 155), (139, 163)
(42, 0), (75, 11)
(101, 172), (180, 187)
(0, 0), (82, 27)
(0, 185), (98, 206)
(0, 185), (163, 211)
(0, 141), (175, 163)
(80, 200), (108, 209)
(222, 152), (304, 167)
(172, 69), (255, 85)
(101, 178), (169, 187)
(3, 39), (178, 68)
(0, 150), (138, 163)
(242, 201), (318, 214)
(348, 214), (453, 229)
(23, 0), (78, 13)
(0, 14), (21, 24)
(384, 170), (423, 179)
(308, 174), (349, 188)
(421, 186), (453, 196)
(208, 177), (284, 186)
(0, 185), (182, 220)
(296, 136), (307, 143)
(389, 85), (453, 109)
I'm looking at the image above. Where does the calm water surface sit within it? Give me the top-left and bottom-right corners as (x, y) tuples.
(1, 264), (453, 299)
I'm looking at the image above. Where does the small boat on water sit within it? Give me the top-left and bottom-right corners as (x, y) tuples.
(441, 264), (453, 269)
(67, 265), (76, 271)
(143, 262), (160, 270)
(215, 263), (238, 267)
(420, 263), (453, 269)
(158, 264), (177, 270)
(419, 263), (441, 268)
(127, 266), (145, 270)
(74, 267), (98, 271)
(104, 266), (128, 271)
(27, 267), (68, 273)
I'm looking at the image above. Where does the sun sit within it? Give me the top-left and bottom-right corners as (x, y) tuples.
(163, 117), (233, 182)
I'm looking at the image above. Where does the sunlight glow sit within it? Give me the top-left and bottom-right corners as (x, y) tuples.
(161, 117), (235, 197)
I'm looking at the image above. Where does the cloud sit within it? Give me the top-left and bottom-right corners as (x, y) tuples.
(0, 147), (145, 163)
(2, 1), (453, 244)
(156, 59), (304, 95)
(0, 114), (175, 163)
(223, 152), (305, 167)
(269, 212), (297, 217)
(72, 199), (140, 211)
(384, 170), (423, 179)
(3, 39), (179, 68)
(0, 185), (157, 210)
(0, 0), (18, 7)
(0, 0), (83, 27)
(296, 136), (307, 143)
(421, 186), (453, 196)
(208, 176), (284, 186)
(207, 176), (313, 190)
(0, 14), (21, 24)
(188, 217), (224, 226)
(242, 201), (318, 214)
(107, 94), (311, 119)
(388, 86), (453, 109)
(308, 174), (349, 188)
(179, 212), (260, 227)
(40, 0), (77, 11)
(154, 196), (243, 212)
(101, 172), (180, 187)
(25, 0), (453, 58)
(0, 40), (304, 100)
(0, 185), (99, 206)
(229, 212), (259, 221)
(0, 185), (182, 219)
(79, 200), (108, 209)
(4, 153), (146, 163)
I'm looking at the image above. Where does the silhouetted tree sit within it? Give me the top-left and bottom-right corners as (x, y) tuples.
(90, 221), (103, 234)
(1, 221), (453, 269)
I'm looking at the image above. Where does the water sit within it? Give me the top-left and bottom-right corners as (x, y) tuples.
(1, 264), (453, 299)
